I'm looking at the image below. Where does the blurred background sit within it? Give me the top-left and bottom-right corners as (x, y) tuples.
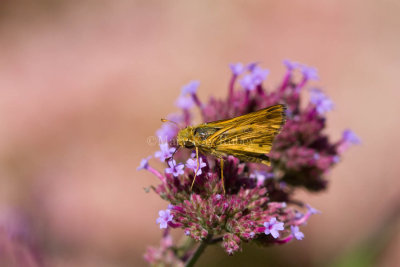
(0, 0), (399, 266)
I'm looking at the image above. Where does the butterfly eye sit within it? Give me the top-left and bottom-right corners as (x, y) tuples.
(184, 141), (195, 148)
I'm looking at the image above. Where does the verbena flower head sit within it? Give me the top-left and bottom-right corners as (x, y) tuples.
(141, 60), (359, 263)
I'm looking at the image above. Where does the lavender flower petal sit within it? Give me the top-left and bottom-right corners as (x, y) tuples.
(229, 63), (244, 76)
(291, 226), (305, 240)
(137, 156), (151, 171)
(156, 209), (173, 229)
(181, 81), (200, 95)
(310, 88), (334, 115)
(154, 143), (176, 162)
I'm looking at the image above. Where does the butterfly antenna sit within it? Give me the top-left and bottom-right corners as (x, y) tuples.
(161, 118), (180, 128)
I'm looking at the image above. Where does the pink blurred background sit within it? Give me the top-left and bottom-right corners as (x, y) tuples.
(0, 1), (399, 266)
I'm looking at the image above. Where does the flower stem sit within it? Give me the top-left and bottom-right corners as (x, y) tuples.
(176, 235), (195, 259)
(228, 74), (237, 102)
(279, 71), (291, 92)
(185, 235), (212, 267)
(147, 167), (166, 184)
(192, 93), (203, 109)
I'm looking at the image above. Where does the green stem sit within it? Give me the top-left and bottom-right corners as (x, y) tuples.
(176, 235), (195, 258)
(185, 235), (212, 267)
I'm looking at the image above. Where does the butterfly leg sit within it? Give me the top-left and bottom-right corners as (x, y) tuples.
(220, 158), (226, 194)
(190, 147), (200, 191)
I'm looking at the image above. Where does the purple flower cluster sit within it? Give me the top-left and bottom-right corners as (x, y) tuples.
(139, 60), (359, 263)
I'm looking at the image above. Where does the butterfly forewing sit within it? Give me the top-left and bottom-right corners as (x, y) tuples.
(194, 104), (286, 165)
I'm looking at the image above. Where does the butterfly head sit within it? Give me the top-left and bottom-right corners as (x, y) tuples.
(177, 127), (196, 148)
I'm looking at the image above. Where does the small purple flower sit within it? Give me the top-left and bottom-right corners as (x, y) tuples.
(185, 230), (191, 236)
(240, 74), (256, 91)
(240, 66), (269, 91)
(215, 194), (222, 200)
(333, 155), (340, 163)
(301, 65), (319, 81)
(229, 63), (244, 76)
(306, 204), (321, 215)
(247, 62), (259, 71)
(250, 170), (274, 186)
(291, 226), (304, 240)
(310, 88), (334, 115)
(283, 59), (299, 71)
(156, 209), (173, 229)
(295, 211), (304, 220)
(252, 66), (269, 85)
(154, 143), (176, 162)
(342, 129), (361, 145)
(137, 156), (151, 171)
(337, 129), (360, 153)
(181, 81), (200, 95)
(165, 159), (185, 177)
(175, 95), (194, 110)
(264, 217), (284, 239)
(186, 157), (207, 175)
